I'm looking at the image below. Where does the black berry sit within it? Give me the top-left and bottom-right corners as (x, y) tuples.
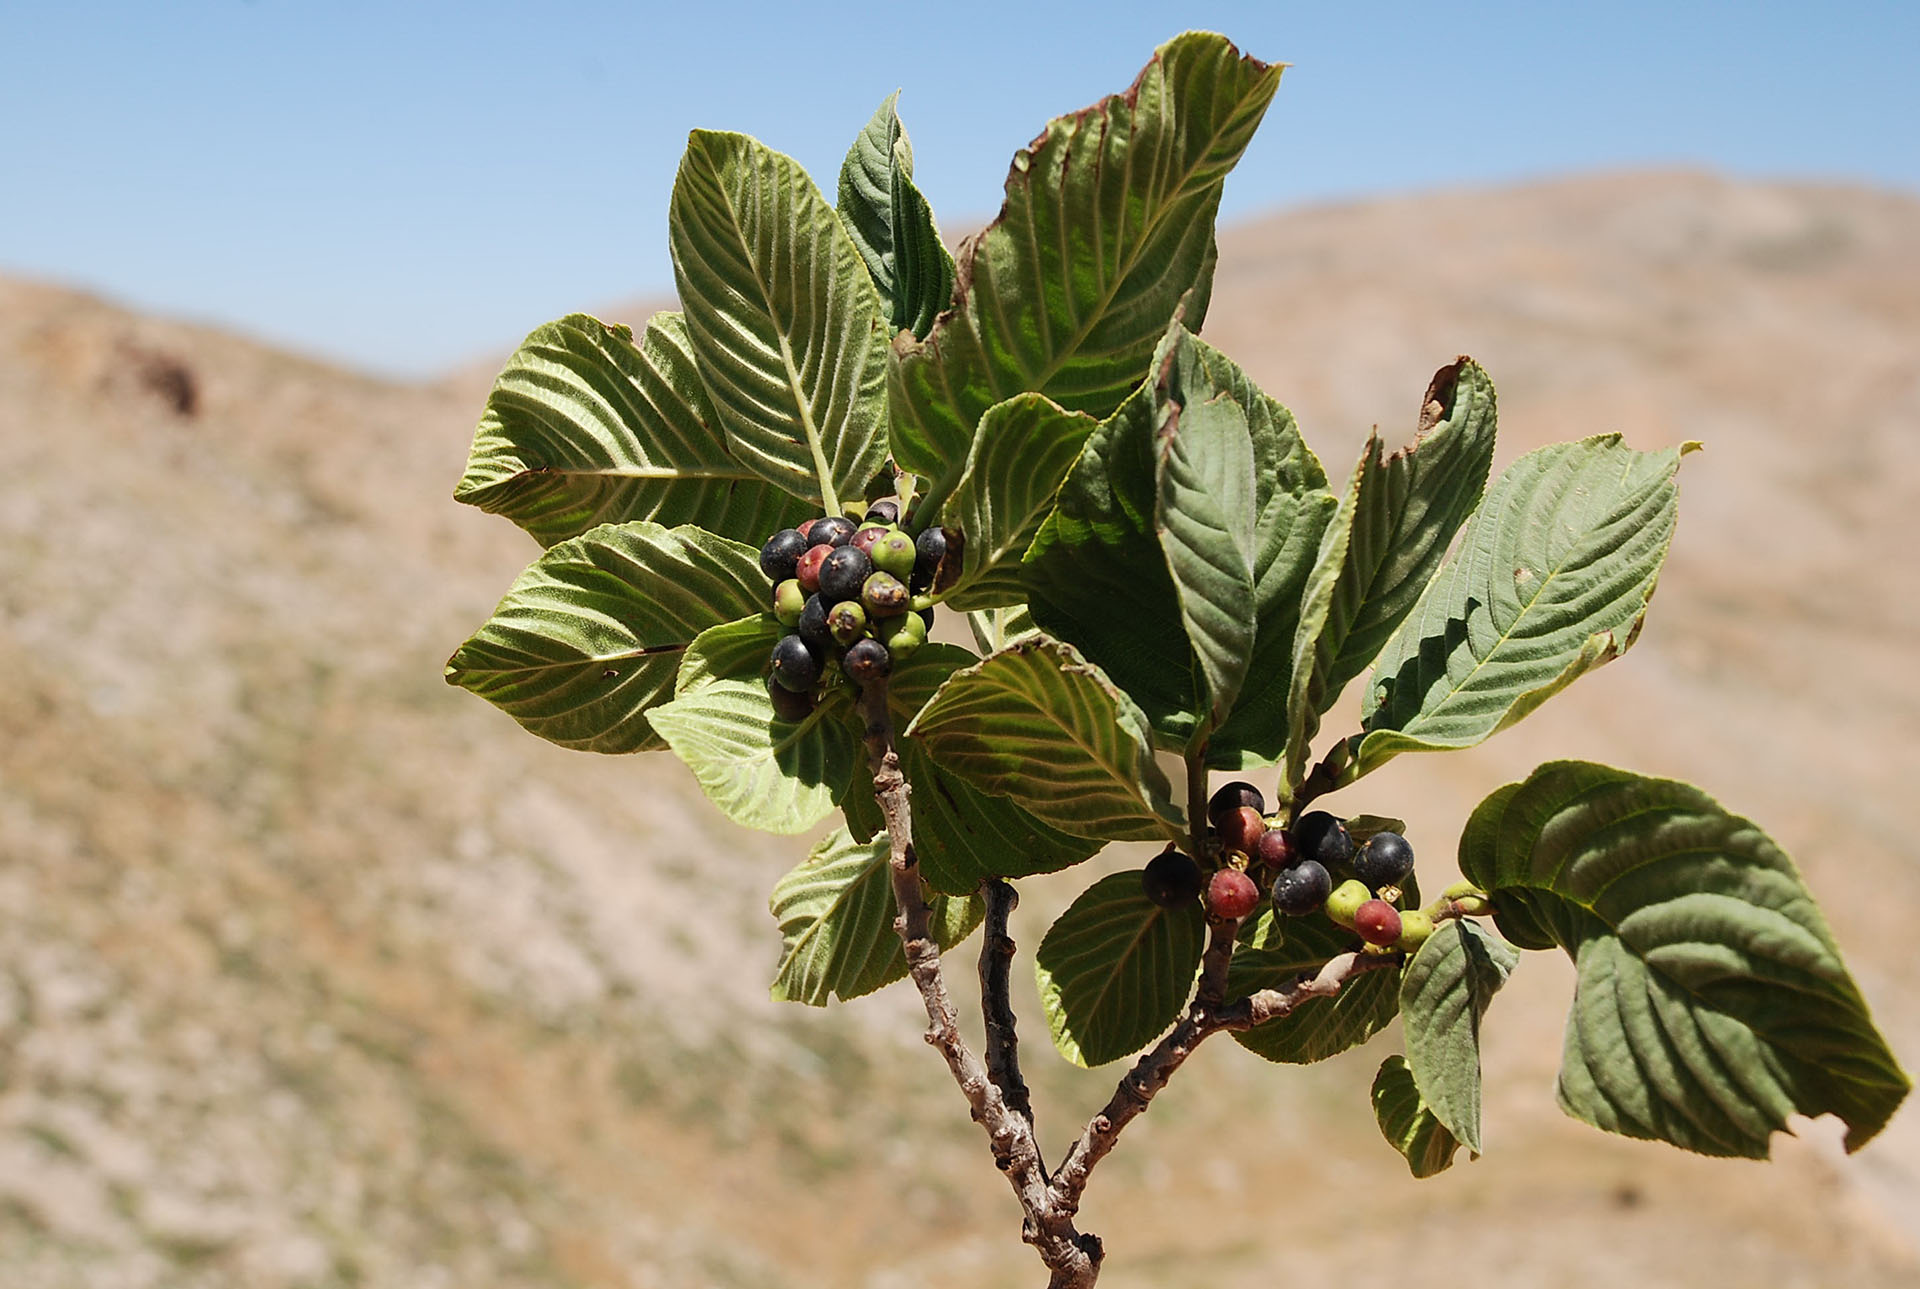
(1294, 811), (1354, 868)
(766, 675), (815, 723)
(769, 633), (822, 692)
(819, 545), (873, 602)
(1272, 860), (1332, 916)
(797, 594), (832, 651)
(912, 526), (948, 590)
(1207, 781), (1265, 828)
(867, 498), (901, 525)
(1141, 849), (1203, 907)
(1354, 831), (1415, 889)
(810, 516), (855, 548)
(759, 529), (808, 582)
(841, 637), (892, 686)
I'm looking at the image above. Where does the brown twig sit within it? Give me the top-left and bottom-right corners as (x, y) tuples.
(857, 681), (1098, 1287)
(980, 878), (1036, 1131)
(1050, 948), (1395, 1216)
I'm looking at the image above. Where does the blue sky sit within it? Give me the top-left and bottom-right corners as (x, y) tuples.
(4, 1), (1916, 377)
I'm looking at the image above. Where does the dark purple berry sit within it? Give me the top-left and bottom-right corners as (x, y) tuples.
(1294, 811), (1354, 869)
(861, 570), (911, 617)
(911, 526), (948, 590)
(1206, 869), (1260, 921)
(1207, 781), (1265, 828)
(759, 528), (808, 583)
(769, 633), (822, 692)
(797, 594), (832, 651)
(795, 543), (832, 593)
(1354, 831), (1415, 889)
(766, 675), (815, 723)
(1253, 829), (1296, 870)
(841, 637), (892, 686)
(1141, 850), (1203, 908)
(810, 516), (855, 548)
(867, 498), (901, 525)
(1272, 859), (1333, 916)
(850, 524), (890, 556)
(1354, 899), (1403, 947)
(819, 545), (873, 602)
(1218, 805), (1266, 857)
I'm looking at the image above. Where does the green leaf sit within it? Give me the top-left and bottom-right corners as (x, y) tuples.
(1372, 1055), (1465, 1179)
(1035, 870), (1206, 1066)
(1400, 919), (1518, 1152)
(453, 312), (811, 547)
(888, 32), (1283, 479)
(839, 645), (1101, 893)
(836, 94), (955, 339)
(1283, 359), (1497, 788)
(1168, 329), (1334, 766)
(1459, 760), (1911, 1157)
(1025, 326), (1332, 754)
(445, 522), (766, 753)
(1352, 435), (1695, 778)
(906, 636), (1185, 843)
(673, 614), (783, 695)
(669, 130), (890, 511)
(1228, 872), (1419, 1064)
(769, 827), (982, 1006)
(1156, 389), (1256, 731)
(942, 395), (1099, 611)
(1024, 380), (1198, 743)
(646, 678), (856, 834)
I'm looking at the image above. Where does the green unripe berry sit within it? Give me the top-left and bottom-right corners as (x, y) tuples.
(827, 599), (868, 646)
(773, 579), (806, 627)
(876, 610), (927, 660)
(1325, 878), (1371, 929)
(871, 530), (918, 579)
(1395, 909), (1435, 951)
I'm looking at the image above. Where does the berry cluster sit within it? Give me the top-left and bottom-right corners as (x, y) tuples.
(1138, 781), (1433, 954)
(758, 498), (947, 719)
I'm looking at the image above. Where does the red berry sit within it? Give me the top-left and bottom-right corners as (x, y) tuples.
(1206, 869), (1260, 921)
(795, 543), (832, 593)
(1220, 805), (1266, 857)
(850, 524), (890, 556)
(1354, 899), (1403, 947)
(1253, 828), (1295, 869)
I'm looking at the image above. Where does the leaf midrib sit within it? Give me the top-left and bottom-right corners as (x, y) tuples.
(971, 69), (1268, 400)
(705, 142), (840, 510)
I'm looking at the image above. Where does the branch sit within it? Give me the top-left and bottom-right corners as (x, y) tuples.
(856, 681), (1098, 1286)
(1050, 948), (1397, 1216)
(979, 878), (1036, 1130)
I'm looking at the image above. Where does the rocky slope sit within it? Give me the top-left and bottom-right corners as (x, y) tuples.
(0, 170), (1915, 1288)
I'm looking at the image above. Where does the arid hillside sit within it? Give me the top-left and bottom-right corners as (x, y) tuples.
(1, 170), (1916, 1288)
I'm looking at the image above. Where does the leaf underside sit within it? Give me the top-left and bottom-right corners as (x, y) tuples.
(1460, 760), (1910, 1157)
(1035, 869), (1206, 1067)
